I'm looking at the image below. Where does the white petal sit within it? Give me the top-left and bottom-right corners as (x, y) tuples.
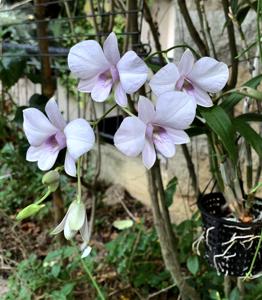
(187, 57), (229, 93)
(154, 133), (176, 158)
(189, 85), (213, 107)
(37, 146), (60, 171)
(117, 51), (148, 93)
(64, 119), (95, 160)
(64, 218), (77, 240)
(78, 76), (98, 93)
(103, 32), (120, 66)
(45, 98), (66, 130)
(142, 138), (156, 169)
(178, 49), (195, 75)
(149, 63), (179, 96)
(91, 75), (113, 102)
(154, 91), (196, 130)
(114, 116), (146, 157)
(138, 96), (155, 124)
(67, 201), (86, 231)
(68, 40), (110, 80)
(51, 210), (70, 235)
(81, 246), (92, 258)
(165, 128), (190, 144)
(80, 215), (90, 243)
(64, 151), (76, 177)
(23, 108), (57, 146)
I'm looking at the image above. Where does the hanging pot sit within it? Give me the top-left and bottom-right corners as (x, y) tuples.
(198, 192), (262, 276)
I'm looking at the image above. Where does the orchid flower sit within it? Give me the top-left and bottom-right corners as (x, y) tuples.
(52, 200), (89, 243)
(149, 49), (229, 107)
(23, 98), (95, 177)
(114, 92), (196, 169)
(68, 32), (148, 107)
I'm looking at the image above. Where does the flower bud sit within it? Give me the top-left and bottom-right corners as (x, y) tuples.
(42, 170), (60, 192)
(16, 203), (45, 221)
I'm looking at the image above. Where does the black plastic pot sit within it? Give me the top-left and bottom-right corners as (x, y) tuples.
(198, 192), (262, 276)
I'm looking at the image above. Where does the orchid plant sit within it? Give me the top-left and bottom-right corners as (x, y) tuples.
(17, 30), (262, 263)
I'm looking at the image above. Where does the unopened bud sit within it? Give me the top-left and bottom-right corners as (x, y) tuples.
(42, 170), (60, 192)
(16, 203), (45, 221)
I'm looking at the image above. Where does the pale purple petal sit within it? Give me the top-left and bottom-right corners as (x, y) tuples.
(142, 138), (156, 169)
(23, 108), (57, 146)
(64, 151), (76, 177)
(114, 82), (128, 107)
(154, 91), (196, 130)
(117, 51), (148, 93)
(45, 98), (66, 130)
(64, 119), (95, 160)
(91, 74), (113, 102)
(149, 63), (180, 96)
(26, 145), (45, 162)
(188, 85), (213, 107)
(114, 116), (146, 156)
(103, 32), (120, 66)
(178, 49), (195, 76)
(138, 96), (155, 124)
(68, 40), (110, 80)
(78, 76), (98, 93)
(187, 57), (229, 93)
(165, 128), (190, 144)
(153, 131), (176, 158)
(37, 145), (60, 171)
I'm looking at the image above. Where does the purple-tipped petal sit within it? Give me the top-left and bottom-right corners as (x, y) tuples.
(178, 49), (195, 76)
(114, 116), (146, 157)
(103, 32), (120, 66)
(189, 85), (213, 107)
(165, 128), (190, 144)
(64, 119), (95, 160)
(138, 96), (155, 124)
(45, 98), (66, 130)
(68, 40), (110, 80)
(142, 138), (156, 169)
(64, 151), (76, 177)
(78, 76), (98, 93)
(149, 63), (180, 96)
(114, 82), (128, 107)
(187, 57), (229, 93)
(153, 130), (175, 158)
(117, 51), (148, 93)
(154, 91), (196, 130)
(23, 108), (57, 146)
(91, 73), (113, 102)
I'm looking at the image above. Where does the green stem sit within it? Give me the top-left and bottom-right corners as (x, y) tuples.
(257, 0), (262, 63)
(91, 104), (117, 127)
(244, 229), (262, 280)
(144, 44), (200, 62)
(121, 106), (135, 116)
(77, 158), (82, 202)
(36, 189), (52, 204)
(80, 258), (105, 300)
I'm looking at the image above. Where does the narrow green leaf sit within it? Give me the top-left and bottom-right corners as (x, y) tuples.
(186, 126), (207, 137)
(233, 119), (262, 157)
(235, 113), (262, 123)
(229, 287), (240, 300)
(220, 74), (262, 112)
(200, 106), (238, 164)
(186, 255), (199, 275)
(165, 176), (178, 207)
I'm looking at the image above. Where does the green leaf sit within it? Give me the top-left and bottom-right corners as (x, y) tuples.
(186, 255), (199, 275)
(229, 287), (240, 300)
(220, 74), (262, 112)
(51, 264), (61, 278)
(235, 113), (262, 122)
(165, 176), (178, 207)
(200, 106), (238, 164)
(113, 219), (134, 230)
(233, 119), (262, 157)
(186, 126), (207, 137)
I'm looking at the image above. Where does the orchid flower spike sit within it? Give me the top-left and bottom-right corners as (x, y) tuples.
(149, 49), (229, 107)
(23, 98), (95, 176)
(68, 32), (148, 107)
(52, 200), (89, 243)
(114, 92), (196, 169)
